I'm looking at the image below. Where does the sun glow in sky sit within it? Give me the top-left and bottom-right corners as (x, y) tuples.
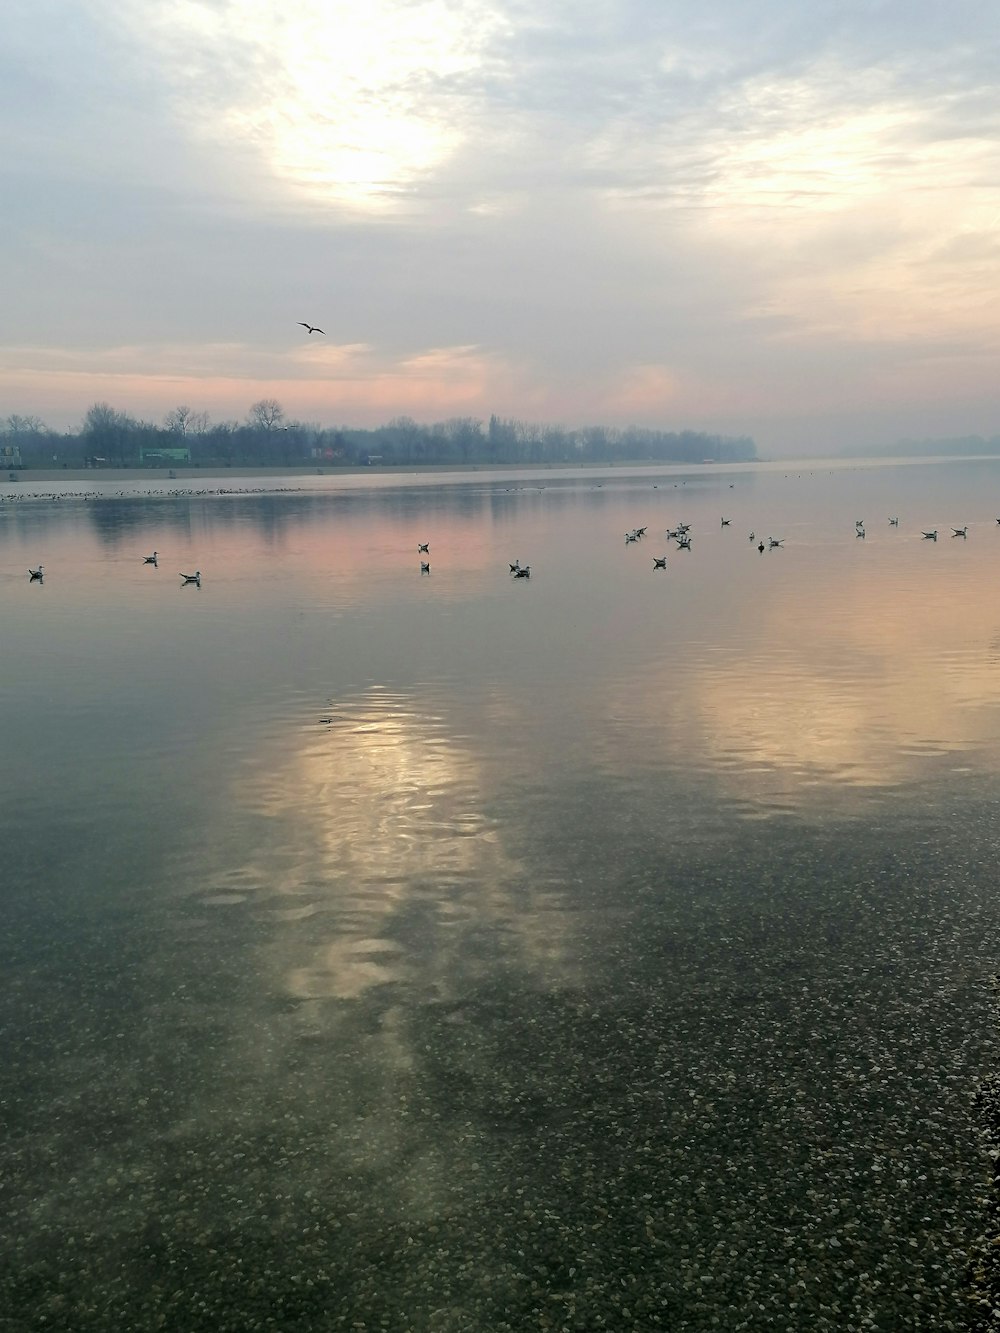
(3, 1), (1000, 453)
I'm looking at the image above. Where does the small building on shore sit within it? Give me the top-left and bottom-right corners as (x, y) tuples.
(139, 445), (191, 467)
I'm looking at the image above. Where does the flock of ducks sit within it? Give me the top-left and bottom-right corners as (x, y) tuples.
(21, 508), (989, 590)
(26, 554), (200, 586)
(631, 519), (784, 567)
(620, 513), (980, 570)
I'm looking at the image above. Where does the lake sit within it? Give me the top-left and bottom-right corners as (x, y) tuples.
(4, 457), (1000, 1330)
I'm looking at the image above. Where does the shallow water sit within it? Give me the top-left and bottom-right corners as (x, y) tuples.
(4, 458), (1000, 1330)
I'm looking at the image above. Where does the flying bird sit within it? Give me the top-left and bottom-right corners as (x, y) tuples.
(298, 322), (325, 335)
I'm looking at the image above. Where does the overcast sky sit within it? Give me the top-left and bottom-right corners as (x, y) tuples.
(3, 0), (999, 455)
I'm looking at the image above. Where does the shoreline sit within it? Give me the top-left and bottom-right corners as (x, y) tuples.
(3, 452), (999, 489)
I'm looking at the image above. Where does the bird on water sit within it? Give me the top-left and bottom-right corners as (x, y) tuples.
(180, 570), (201, 585)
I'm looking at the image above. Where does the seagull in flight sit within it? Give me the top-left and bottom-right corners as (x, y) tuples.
(298, 322), (325, 335)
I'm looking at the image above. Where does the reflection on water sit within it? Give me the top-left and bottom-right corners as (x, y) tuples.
(231, 691), (574, 1004)
(4, 459), (1000, 1329)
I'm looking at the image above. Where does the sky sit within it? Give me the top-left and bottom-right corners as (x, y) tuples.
(2, 0), (999, 457)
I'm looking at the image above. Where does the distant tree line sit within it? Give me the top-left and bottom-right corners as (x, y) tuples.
(1, 402), (757, 469)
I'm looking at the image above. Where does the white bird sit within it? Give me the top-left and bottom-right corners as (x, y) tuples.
(298, 322), (324, 334)
(418, 543), (429, 553)
(922, 530), (938, 540)
(952, 526), (968, 537)
(513, 565), (531, 578)
(420, 561), (430, 574)
(143, 551), (158, 564)
(769, 538), (784, 548)
(180, 570), (201, 584)
(653, 556), (667, 569)
(888, 517), (899, 526)
(28, 564), (43, 580)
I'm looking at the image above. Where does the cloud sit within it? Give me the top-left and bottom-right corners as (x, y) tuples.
(3, 1), (1000, 451)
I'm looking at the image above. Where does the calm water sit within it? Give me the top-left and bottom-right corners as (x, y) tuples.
(4, 458), (1000, 1330)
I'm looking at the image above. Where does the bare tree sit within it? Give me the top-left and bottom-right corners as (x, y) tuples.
(165, 406), (210, 436)
(83, 402), (136, 465)
(247, 398), (285, 432)
(3, 414), (46, 438)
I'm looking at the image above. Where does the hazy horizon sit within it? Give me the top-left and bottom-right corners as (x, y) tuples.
(4, 2), (999, 457)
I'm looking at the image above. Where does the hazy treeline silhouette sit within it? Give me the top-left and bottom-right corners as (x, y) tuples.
(1, 403), (756, 469)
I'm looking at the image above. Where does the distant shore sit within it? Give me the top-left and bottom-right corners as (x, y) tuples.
(4, 460), (757, 485)
(5, 453), (1000, 488)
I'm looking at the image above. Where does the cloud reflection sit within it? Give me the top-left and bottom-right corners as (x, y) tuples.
(602, 547), (1000, 810)
(232, 689), (577, 1003)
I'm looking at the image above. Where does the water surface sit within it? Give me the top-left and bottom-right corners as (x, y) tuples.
(4, 458), (1000, 1330)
